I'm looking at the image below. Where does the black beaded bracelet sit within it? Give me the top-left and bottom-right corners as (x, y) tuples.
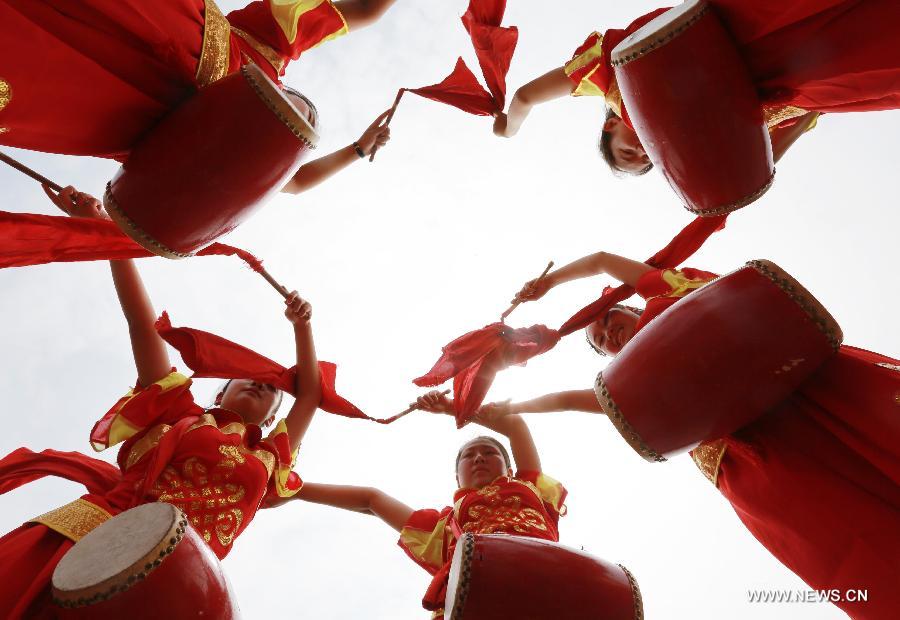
(352, 142), (366, 158)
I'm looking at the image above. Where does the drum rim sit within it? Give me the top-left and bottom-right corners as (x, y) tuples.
(746, 259), (843, 351)
(104, 183), (194, 259)
(594, 373), (667, 463)
(684, 169), (776, 217)
(241, 64), (319, 149)
(446, 532), (477, 620)
(617, 564), (646, 620)
(52, 504), (190, 608)
(611, 0), (709, 67)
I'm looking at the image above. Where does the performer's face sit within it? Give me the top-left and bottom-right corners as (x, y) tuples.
(456, 439), (510, 489)
(586, 307), (640, 356)
(218, 379), (280, 426)
(603, 116), (651, 174)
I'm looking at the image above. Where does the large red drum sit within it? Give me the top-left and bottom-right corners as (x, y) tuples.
(611, 0), (774, 217)
(104, 63), (317, 257)
(595, 260), (842, 461)
(51, 502), (240, 619)
(445, 533), (642, 620)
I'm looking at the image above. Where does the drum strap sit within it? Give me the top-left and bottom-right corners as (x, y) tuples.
(30, 498), (113, 543)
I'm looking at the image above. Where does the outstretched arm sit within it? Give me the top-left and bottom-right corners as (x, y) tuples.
(291, 483), (414, 532)
(44, 186), (172, 387)
(281, 293), (321, 452)
(334, 0), (399, 31)
(282, 110), (392, 194)
(494, 67), (571, 138)
(482, 390), (604, 417)
(513, 251), (654, 303)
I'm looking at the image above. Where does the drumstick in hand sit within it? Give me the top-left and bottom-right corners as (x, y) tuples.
(369, 89), (405, 163)
(501, 261), (554, 323)
(0, 150), (64, 193)
(382, 388), (452, 423)
(256, 266), (291, 300)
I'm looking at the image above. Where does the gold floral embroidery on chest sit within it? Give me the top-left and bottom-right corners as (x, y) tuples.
(153, 445), (250, 547)
(463, 484), (549, 535)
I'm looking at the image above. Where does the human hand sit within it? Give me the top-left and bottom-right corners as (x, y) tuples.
(511, 273), (555, 304)
(414, 390), (453, 415)
(472, 399), (518, 433)
(284, 291), (312, 326)
(43, 185), (108, 220)
(356, 109), (392, 156)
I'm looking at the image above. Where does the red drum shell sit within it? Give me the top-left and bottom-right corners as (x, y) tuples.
(106, 63), (315, 257)
(52, 502), (240, 619)
(446, 533), (641, 620)
(596, 260), (842, 462)
(611, 0), (774, 216)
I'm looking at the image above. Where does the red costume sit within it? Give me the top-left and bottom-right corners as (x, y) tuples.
(398, 471), (567, 619)
(0, 0), (347, 160)
(0, 371), (302, 618)
(631, 268), (900, 619)
(565, 0), (900, 129)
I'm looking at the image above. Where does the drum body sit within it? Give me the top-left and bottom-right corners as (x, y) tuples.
(445, 533), (641, 620)
(611, 0), (773, 216)
(52, 502), (240, 619)
(596, 260), (843, 462)
(105, 63), (317, 257)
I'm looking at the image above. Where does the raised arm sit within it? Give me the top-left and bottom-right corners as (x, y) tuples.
(494, 67), (571, 138)
(44, 185), (171, 387)
(334, 0), (399, 31)
(281, 110), (391, 194)
(513, 251), (654, 304)
(280, 293), (322, 452)
(486, 390), (604, 417)
(291, 483), (414, 532)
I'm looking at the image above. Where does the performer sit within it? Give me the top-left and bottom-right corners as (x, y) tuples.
(273, 391), (567, 619)
(0, 0), (401, 160)
(0, 187), (324, 618)
(484, 249), (900, 619)
(493, 1), (900, 175)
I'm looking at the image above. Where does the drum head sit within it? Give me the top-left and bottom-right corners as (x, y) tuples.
(53, 502), (179, 593)
(446, 533), (476, 619)
(241, 63), (319, 148)
(612, 0), (707, 65)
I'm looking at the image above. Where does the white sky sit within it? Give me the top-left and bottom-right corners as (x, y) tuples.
(1, 1), (898, 618)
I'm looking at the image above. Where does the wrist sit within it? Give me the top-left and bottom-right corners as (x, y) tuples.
(352, 142), (366, 158)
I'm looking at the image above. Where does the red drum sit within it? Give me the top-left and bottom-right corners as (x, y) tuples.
(51, 502), (240, 619)
(595, 260), (842, 462)
(105, 63), (317, 257)
(611, 0), (774, 217)
(445, 533), (642, 620)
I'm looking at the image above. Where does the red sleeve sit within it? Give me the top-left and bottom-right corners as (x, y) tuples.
(515, 470), (568, 522)
(397, 507), (454, 575)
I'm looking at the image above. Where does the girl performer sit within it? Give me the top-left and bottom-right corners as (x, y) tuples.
(271, 390), (568, 619)
(0, 0), (400, 161)
(493, 1), (900, 175)
(0, 187), (323, 618)
(480, 249), (900, 619)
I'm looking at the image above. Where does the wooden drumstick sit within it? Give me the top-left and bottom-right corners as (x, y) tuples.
(368, 89), (405, 163)
(256, 266), (291, 300)
(385, 388), (452, 423)
(501, 261), (554, 323)
(0, 150), (64, 193)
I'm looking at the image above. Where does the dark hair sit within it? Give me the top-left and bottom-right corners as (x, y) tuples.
(598, 107), (653, 177)
(455, 436), (512, 471)
(585, 304), (645, 356)
(282, 85), (319, 129)
(214, 379), (285, 417)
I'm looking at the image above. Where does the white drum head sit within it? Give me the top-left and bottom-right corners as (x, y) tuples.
(445, 533), (476, 620)
(611, 0), (708, 66)
(241, 63), (320, 148)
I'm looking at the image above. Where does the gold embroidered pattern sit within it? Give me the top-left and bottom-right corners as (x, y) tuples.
(231, 26), (285, 75)
(0, 79), (10, 111)
(763, 105), (809, 130)
(125, 423), (172, 469)
(691, 439), (728, 486)
(196, 0), (232, 87)
(30, 499), (112, 542)
(461, 485), (550, 536)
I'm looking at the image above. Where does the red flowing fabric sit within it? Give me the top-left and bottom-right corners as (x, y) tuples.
(414, 215), (727, 426)
(156, 313), (412, 424)
(0, 209), (265, 270)
(404, 0), (517, 116)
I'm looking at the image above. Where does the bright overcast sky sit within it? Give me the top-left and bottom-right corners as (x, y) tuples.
(1, 1), (898, 619)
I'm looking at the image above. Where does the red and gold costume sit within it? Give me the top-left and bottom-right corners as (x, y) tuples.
(0, 370), (302, 618)
(632, 267), (900, 619)
(565, 0), (900, 131)
(0, 0), (348, 159)
(398, 471), (567, 619)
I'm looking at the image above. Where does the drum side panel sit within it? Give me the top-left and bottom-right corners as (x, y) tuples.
(604, 266), (836, 459)
(614, 9), (774, 215)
